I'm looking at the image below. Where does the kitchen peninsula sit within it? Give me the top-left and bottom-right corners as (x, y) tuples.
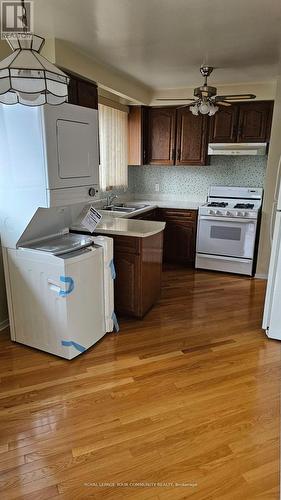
(72, 217), (165, 318)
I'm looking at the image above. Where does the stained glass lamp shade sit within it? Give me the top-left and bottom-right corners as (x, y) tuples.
(0, 34), (69, 105)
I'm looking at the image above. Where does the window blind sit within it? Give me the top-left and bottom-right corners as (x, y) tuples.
(98, 104), (128, 191)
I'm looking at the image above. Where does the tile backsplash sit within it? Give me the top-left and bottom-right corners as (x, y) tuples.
(128, 156), (267, 201)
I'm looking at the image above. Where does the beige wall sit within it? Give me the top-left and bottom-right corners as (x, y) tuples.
(0, 248), (8, 327)
(54, 40), (152, 105)
(257, 76), (281, 276)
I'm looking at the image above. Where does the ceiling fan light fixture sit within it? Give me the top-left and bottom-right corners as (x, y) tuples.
(198, 101), (210, 115)
(190, 104), (199, 116)
(155, 66), (256, 116)
(208, 104), (219, 116)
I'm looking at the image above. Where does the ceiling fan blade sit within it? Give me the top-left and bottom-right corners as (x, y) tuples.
(215, 94), (256, 101)
(155, 98), (195, 101)
(176, 102), (197, 109)
(216, 101), (232, 107)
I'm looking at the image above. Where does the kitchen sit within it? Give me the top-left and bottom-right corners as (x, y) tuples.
(0, 0), (281, 498)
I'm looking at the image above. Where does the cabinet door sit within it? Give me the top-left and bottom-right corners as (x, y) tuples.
(77, 79), (98, 110)
(67, 75), (79, 105)
(147, 108), (176, 165)
(176, 109), (208, 165)
(114, 252), (140, 316)
(159, 209), (197, 264)
(163, 220), (196, 263)
(209, 106), (238, 143)
(237, 101), (273, 142)
(128, 106), (148, 165)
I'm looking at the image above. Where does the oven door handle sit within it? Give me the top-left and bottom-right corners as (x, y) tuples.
(199, 216), (256, 224)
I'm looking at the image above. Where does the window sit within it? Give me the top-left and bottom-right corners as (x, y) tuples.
(98, 104), (128, 191)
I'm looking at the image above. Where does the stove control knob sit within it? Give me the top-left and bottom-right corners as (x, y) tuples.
(241, 211), (246, 217)
(235, 211), (241, 217)
(208, 209), (213, 215)
(225, 211), (230, 216)
(215, 210), (221, 215)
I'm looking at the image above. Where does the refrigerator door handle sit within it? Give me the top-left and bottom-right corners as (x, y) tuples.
(274, 156), (281, 203)
(270, 201), (277, 246)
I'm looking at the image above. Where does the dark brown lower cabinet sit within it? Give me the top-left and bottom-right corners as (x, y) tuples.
(131, 208), (158, 221)
(101, 231), (164, 318)
(133, 208), (198, 265)
(157, 208), (198, 265)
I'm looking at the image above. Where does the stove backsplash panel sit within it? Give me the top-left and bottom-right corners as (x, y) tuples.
(128, 156), (267, 201)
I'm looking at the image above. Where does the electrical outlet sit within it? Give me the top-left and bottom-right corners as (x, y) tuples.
(155, 183), (160, 192)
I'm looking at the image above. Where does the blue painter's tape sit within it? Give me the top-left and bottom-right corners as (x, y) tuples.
(59, 276), (75, 297)
(61, 340), (86, 353)
(109, 259), (116, 280)
(111, 311), (120, 333)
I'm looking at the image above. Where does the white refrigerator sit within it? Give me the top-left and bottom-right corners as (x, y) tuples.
(262, 157), (281, 338)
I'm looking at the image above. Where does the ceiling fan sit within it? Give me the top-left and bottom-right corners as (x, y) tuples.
(156, 66), (256, 116)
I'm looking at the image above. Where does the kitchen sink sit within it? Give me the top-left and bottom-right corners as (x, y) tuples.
(102, 203), (150, 213)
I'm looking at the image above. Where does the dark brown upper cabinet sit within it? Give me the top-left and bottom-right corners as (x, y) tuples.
(128, 106), (148, 165)
(176, 109), (208, 165)
(237, 101), (273, 142)
(128, 100), (274, 168)
(67, 75), (78, 105)
(147, 107), (177, 165)
(66, 72), (98, 110)
(77, 79), (98, 109)
(209, 106), (238, 143)
(209, 100), (273, 143)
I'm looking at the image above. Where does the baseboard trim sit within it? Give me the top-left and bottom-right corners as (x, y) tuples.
(0, 319), (9, 331)
(255, 273), (268, 280)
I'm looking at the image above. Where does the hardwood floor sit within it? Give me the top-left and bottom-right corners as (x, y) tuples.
(0, 267), (280, 499)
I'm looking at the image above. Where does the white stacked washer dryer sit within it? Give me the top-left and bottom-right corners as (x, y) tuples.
(0, 103), (115, 359)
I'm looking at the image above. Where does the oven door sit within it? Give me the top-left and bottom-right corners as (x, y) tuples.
(197, 216), (257, 259)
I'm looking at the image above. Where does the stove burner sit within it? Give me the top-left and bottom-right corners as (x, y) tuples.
(207, 202), (228, 208)
(234, 203), (254, 209)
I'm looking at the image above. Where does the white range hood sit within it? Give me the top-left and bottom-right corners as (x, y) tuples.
(208, 143), (267, 156)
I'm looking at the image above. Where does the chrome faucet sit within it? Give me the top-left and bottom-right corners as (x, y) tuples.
(106, 194), (118, 207)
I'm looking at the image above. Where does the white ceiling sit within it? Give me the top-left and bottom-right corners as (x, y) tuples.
(34, 0), (281, 90)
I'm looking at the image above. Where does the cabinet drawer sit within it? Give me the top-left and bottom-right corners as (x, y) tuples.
(159, 208), (197, 221)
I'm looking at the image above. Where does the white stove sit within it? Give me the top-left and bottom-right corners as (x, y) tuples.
(196, 186), (263, 276)
(199, 186), (262, 219)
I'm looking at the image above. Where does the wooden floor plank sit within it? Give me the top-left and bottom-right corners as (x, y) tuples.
(0, 267), (279, 499)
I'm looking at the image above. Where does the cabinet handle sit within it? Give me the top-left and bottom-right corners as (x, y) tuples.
(143, 149), (147, 164)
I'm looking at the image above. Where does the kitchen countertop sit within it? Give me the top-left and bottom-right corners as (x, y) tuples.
(72, 199), (200, 238)
(98, 199), (201, 219)
(129, 199), (202, 211)
(72, 217), (166, 238)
